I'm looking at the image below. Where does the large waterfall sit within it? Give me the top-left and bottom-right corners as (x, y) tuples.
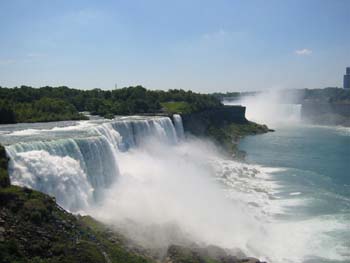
(1, 114), (347, 263)
(0, 114), (272, 259)
(4, 115), (181, 212)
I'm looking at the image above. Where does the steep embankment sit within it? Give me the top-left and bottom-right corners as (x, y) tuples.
(182, 106), (271, 158)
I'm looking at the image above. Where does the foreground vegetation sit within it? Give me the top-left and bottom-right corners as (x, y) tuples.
(0, 85), (222, 124)
(207, 122), (271, 159)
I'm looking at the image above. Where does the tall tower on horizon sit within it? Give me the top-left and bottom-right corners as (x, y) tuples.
(344, 67), (350, 89)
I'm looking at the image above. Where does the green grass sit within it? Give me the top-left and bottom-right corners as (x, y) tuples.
(161, 101), (192, 114)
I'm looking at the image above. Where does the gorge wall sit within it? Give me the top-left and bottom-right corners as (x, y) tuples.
(301, 102), (350, 126)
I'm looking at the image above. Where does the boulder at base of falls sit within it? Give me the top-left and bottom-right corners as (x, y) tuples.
(0, 145), (10, 188)
(164, 244), (266, 263)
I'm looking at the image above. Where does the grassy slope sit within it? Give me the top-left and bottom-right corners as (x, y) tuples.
(0, 186), (157, 263)
(0, 184), (154, 263)
(161, 101), (192, 114)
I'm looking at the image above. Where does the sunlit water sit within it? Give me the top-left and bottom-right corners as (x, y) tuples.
(239, 125), (350, 263)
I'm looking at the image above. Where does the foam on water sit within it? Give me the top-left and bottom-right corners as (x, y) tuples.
(289, 192), (301, 196)
(215, 160), (350, 262)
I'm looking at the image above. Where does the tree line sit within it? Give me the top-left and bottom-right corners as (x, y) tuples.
(213, 88), (350, 104)
(0, 85), (223, 124)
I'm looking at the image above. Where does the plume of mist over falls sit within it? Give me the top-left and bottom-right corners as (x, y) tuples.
(224, 89), (304, 127)
(4, 116), (264, 258)
(90, 137), (263, 255)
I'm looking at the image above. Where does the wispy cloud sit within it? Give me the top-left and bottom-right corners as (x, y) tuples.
(203, 29), (227, 40)
(0, 53), (46, 66)
(27, 53), (46, 58)
(0, 59), (16, 65)
(295, 48), (312, 56)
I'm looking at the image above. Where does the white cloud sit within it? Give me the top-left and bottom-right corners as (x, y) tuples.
(295, 48), (312, 56)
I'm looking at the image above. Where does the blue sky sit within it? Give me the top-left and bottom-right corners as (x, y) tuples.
(0, 0), (349, 92)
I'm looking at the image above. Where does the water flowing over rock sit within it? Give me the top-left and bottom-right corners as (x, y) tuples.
(4, 116), (183, 212)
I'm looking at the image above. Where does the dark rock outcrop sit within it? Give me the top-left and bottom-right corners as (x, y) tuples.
(0, 145), (10, 188)
(180, 106), (269, 158)
(164, 245), (265, 263)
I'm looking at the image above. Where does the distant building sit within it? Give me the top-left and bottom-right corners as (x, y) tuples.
(344, 67), (350, 89)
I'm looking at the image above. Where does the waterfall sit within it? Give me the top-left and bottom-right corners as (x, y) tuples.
(173, 114), (185, 139)
(224, 90), (303, 127)
(4, 115), (185, 212)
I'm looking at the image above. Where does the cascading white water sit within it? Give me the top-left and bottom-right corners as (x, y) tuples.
(8, 150), (93, 211)
(173, 114), (185, 140)
(4, 116), (183, 211)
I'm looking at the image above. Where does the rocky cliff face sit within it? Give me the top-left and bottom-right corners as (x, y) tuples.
(181, 106), (247, 135)
(180, 106), (270, 158)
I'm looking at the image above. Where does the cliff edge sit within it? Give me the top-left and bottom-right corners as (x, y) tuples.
(181, 106), (271, 157)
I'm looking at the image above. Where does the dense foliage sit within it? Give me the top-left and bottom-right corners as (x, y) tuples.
(212, 91), (244, 101)
(303, 87), (350, 103)
(0, 85), (223, 123)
